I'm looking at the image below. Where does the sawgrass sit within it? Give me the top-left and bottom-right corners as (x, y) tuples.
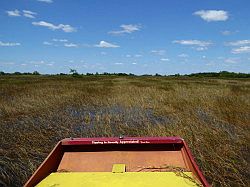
(0, 75), (249, 186)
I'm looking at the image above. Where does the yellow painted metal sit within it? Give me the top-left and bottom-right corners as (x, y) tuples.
(36, 172), (200, 187)
(112, 164), (126, 173)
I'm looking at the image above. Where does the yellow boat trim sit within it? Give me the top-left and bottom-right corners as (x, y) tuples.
(36, 172), (200, 187)
(112, 164), (126, 173)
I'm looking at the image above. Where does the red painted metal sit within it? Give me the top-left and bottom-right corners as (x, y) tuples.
(25, 136), (210, 187)
(24, 141), (64, 187)
(61, 136), (183, 145)
(182, 140), (210, 187)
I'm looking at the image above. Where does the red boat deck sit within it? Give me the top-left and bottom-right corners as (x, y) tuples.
(58, 150), (187, 172)
(24, 137), (210, 187)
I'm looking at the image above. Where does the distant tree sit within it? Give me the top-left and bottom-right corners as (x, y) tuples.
(86, 73), (94, 76)
(174, 73), (180, 77)
(69, 69), (78, 74)
(0, 71), (5, 75)
(69, 69), (81, 77)
(220, 71), (229, 74)
(186, 71), (250, 78)
(155, 73), (161, 76)
(33, 71), (40, 75)
(117, 73), (128, 76)
(14, 72), (22, 75)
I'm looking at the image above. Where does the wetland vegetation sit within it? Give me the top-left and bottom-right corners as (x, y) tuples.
(0, 75), (249, 186)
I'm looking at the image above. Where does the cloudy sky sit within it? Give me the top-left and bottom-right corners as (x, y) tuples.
(0, 0), (250, 74)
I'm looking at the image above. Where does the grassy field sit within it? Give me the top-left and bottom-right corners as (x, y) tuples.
(0, 75), (249, 187)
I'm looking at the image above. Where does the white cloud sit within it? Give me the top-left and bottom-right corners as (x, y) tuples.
(150, 50), (166, 55)
(32, 21), (77, 32)
(224, 58), (240, 64)
(173, 40), (212, 47)
(6, 10), (21, 17)
(37, 0), (53, 3)
(221, 30), (232, 36)
(178, 54), (189, 58)
(43, 41), (53, 45)
(134, 54), (142, 58)
(23, 13), (35, 18)
(23, 10), (37, 18)
(193, 10), (229, 22)
(126, 54), (131, 57)
(231, 46), (250, 54)
(64, 43), (78, 47)
(226, 40), (250, 54)
(173, 40), (212, 51)
(160, 58), (170, 61)
(29, 60), (55, 66)
(195, 47), (208, 51)
(0, 41), (21, 47)
(227, 40), (250, 46)
(109, 24), (141, 35)
(23, 10), (36, 15)
(101, 52), (107, 55)
(132, 62), (137, 65)
(52, 38), (68, 42)
(30, 60), (45, 65)
(95, 41), (120, 48)
(114, 62), (123, 65)
(6, 9), (37, 18)
(43, 39), (70, 46)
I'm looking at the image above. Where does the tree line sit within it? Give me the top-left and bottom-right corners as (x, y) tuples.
(0, 70), (249, 78)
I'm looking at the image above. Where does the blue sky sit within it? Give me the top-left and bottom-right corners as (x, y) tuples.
(0, 0), (250, 75)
